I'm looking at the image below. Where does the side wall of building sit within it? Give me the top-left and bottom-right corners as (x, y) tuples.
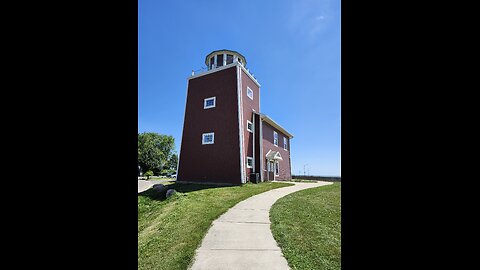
(240, 68), (260, 182)
(261, 121), (292, 181)
(177, 66), (241, 184)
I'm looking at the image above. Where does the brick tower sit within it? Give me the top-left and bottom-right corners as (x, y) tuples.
(177, 50), (293, 185)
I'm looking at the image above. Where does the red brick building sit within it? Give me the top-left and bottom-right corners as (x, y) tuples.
(177, 50), (293, 185)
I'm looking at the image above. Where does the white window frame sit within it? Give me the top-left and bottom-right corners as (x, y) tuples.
(275, 161), (279, 176)
(204, 97), (216, 109)
(247, 120), (253, 133)
(283, 137), (287, 150)
(273, 131), (278, 146)
(202, 132), (215, 145)
(247, 86), (254, 100)
(246, 157), (253, 168)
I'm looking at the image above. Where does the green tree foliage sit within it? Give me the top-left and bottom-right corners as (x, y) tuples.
(144, 170), (154, 180)
(138, 132), (176, 175)
(168, 153), (178, 170)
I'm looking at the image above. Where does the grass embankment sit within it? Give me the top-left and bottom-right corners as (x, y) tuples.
(138, 181), (293, 270)
(270, 182), (341, 270)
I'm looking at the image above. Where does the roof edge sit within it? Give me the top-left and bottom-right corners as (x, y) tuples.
(259, 113), (294, 138)
(205, 49), (247, 66)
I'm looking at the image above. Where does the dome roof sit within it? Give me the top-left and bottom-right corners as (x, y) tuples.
(205, 49), (247, 67)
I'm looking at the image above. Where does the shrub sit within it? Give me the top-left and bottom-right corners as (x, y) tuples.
(144, 170), (154, 180)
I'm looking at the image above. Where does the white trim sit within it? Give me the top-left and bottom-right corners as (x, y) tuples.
(189, 62), (260, 87)
(214, 55), (217, 68)
(237, 65), (246, 184)
(176, 79), (190, 180)
(252, 114), (255, 173)
(283, 136), (288, 151)
(246, 157), (253, 168)
(247, 86), (254, 100)
(274, 131), (278, 146)
(223, 53), (227, 66)
(189, 62), (237, 80)
(247, 120), (253, 133)
(238, 63), (261, 87)
(203, 96), (216, 109)
(205, 50), (247, 67)
(202, 132), (215, 145)
(259, 117), (264, 181)
(191, 62), (259, 87)
(275, 161), (280, 176)
(259, 113), (294, 138)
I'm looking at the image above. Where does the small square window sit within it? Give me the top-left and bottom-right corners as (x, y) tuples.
(247, 87), (253, 100)
(204, 97), (216, 109)
(247, 157), (253, 168)
(247, 120), (253, 133)
(202, 132), (214, 144)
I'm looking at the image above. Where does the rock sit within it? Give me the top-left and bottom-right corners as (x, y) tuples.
(166, 189), (176, 198)
(152, 184), (167, 193)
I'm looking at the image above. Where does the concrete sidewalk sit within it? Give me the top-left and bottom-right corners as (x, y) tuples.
(189, 181), (333, 270)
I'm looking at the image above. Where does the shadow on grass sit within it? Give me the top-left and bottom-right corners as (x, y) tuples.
(138, 182), (232, 201)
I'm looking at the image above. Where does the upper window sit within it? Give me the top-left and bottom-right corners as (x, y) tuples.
(204, 97), (216, 109)
(247, 87), (253, 100)
(274, 131), (278, 146)
(246, 157), (253, 168)
(209, 57), (215, 69)
(247, 120), (253, 133)
(202, 132), (214, 145)
(283, 137), (288, 150)
(226, 54), (233, 64)
(217, 54), (224, 67)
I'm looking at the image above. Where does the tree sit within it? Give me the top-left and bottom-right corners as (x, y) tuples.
(144, 170), (154, 180)
(138, 132), (176, 175)
(160, 153), (178, 176)
(167, 153), (178, 170)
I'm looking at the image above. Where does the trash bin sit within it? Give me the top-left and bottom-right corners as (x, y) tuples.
(250, 173), (260, 184)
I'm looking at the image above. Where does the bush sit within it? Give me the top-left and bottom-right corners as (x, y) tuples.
(144, 170), (154, 180)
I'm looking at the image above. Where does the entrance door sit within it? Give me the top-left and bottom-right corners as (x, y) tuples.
(267, 160), (275, 181)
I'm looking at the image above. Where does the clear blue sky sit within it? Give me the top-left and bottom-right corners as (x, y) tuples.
(138, 0), (341, 176)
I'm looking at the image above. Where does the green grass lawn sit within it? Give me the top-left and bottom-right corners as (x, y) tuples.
(138, 181), (293, 270)
(270, 182), (341, 270)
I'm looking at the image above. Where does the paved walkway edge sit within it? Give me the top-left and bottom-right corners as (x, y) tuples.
(189, 181), (334, 270)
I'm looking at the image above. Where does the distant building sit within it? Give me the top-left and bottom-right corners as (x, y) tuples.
(177, 50), (293, 185)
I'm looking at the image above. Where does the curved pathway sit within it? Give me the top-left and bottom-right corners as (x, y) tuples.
(138, 179), (175, 193)
(189, 181), (333, 270)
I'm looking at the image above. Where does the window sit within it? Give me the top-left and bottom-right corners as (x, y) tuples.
(275, 161), (279, 175)
(283, 137), (287, 150)
(273, 131), (278, 146)
(217, 54), (224, 67)
(226, 54), (233, 64)
(209, 57), (214, 69)
(204, 97), (216, 109)
(247, 157), (253, 168)
(247, 120), (253, 133)
(202, 132), (214, 144)
(247, 87), (253, 100)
